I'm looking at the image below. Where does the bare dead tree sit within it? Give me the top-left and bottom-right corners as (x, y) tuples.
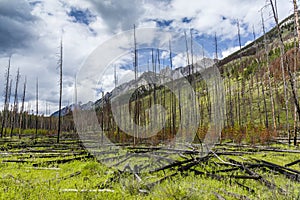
(1, 58), (11, 138)
(293, 0), (300, 145)
(237, 19), (245, 126)
(133, 24), (139, 144)
(114, 65), (118, 88)
(35, 78), (38, 139)
(10, 68), (20, 137)
(190, 29), (194, 74)
(293, 0), (300, 49)
(7, 79), (12, 136)
(134, 24), (138, 82)
(214, 32), (218, 60)
(169, 40), (176, 137)
(184, 30), (190, 76)
(19, 77), (26, 139)
(260, 9), (277, 132)
(57, 37), (63, 143)
(101, 91), (104, 144)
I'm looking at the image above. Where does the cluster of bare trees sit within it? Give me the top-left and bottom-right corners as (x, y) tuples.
(0, 58), (27, 138)
(0, 38), (66, 141)
(221, 0), (300, 145)
(94, 0), (300, 146)
(2, 2), (299, 147)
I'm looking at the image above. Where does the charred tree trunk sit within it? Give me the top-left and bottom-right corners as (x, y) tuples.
(1, 59), (11, 138)
(293, 0), (299, 145)
(10, 68), (20, 137)
(57, 37), (63, 143)
(19, 77), (26, 139)
(261, 11), (277, 132)
(35, 78), (38, 140)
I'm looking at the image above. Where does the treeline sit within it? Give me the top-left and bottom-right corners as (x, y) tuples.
(0, 110), (74, 138)
(0, 38), (66, 141)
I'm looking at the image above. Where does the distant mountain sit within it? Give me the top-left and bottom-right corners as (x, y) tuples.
(51, 10), (299, 117)
(50, 101), (93, 117)
(51, 57), (215, 116)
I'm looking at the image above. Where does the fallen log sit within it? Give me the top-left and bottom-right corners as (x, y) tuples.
(60, 188), (114, 192)
(2, 159), (30, 163)
(213, 192), (226, 200)
(228, 158), (287, 195)
(220, 189), (250, 200)
(235, 181), (255, 193)
(252, 159), (300, 182)
(32, 154), (93, 167)
(285, 159), (300, 167)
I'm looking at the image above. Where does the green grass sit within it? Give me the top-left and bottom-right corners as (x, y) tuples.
(0, 134), (299, 200)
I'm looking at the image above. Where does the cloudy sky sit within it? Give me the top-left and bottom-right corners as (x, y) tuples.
(0, 0), (292, 115)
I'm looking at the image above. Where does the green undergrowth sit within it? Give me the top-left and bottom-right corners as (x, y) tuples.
(0, 140), (299, 199)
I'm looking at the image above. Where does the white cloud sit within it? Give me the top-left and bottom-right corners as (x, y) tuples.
(0, 0), (293, 115)
(221, 40), (252, 58)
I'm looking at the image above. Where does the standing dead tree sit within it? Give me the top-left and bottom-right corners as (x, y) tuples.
(293, 0), (300, 145)
(19, 77), (26, 139)
(7, 79), (12, 136)
(260, 9), (277, 132)
(237, 19), (245, 127)
(169, 40), (176, 137)
(35, 78), (38, 140)
(184, 30), (191, 76)
(57, 37), (63, 143)
(133, 24), (139, 144)
(190, 29), (194, 74)
(10, 68), (20, 137)
(293, 0), (300, 49)
(1, 58), (10, 138)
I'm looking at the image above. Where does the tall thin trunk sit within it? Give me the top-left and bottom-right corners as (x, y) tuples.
(190, 29), (194, 74)
(293, 0), (300, 49)
(10, 68), (20, 137)
(261, 11), (277, 132)
(169, 40), (176, 137)
(214, 32), (218, 60)
(19, 77), (26, 139)
(1, 58), (11, 137)
(260, 69), (269, 128)
(253, 27), (263, 125)
(101, 91), (104, 144)
(293, 0), (299, 145)
(133, 24), (138, 144)
(35, 78), (38, 140)
(57, 37), (63, 143)
(184, 30), (190, 76)
(228, 69), (234, 127)
(7, 79), (12, 137)
(237, 20), (245, 127)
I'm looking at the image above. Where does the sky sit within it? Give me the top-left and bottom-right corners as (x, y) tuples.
(0, 0), (293, 115)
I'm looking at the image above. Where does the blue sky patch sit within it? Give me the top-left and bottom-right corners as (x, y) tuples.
(29, 1), (42, 6)
(68, 7), (96, 25)
(182, 17), (192, 23)
(153, 19), (173, 28)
